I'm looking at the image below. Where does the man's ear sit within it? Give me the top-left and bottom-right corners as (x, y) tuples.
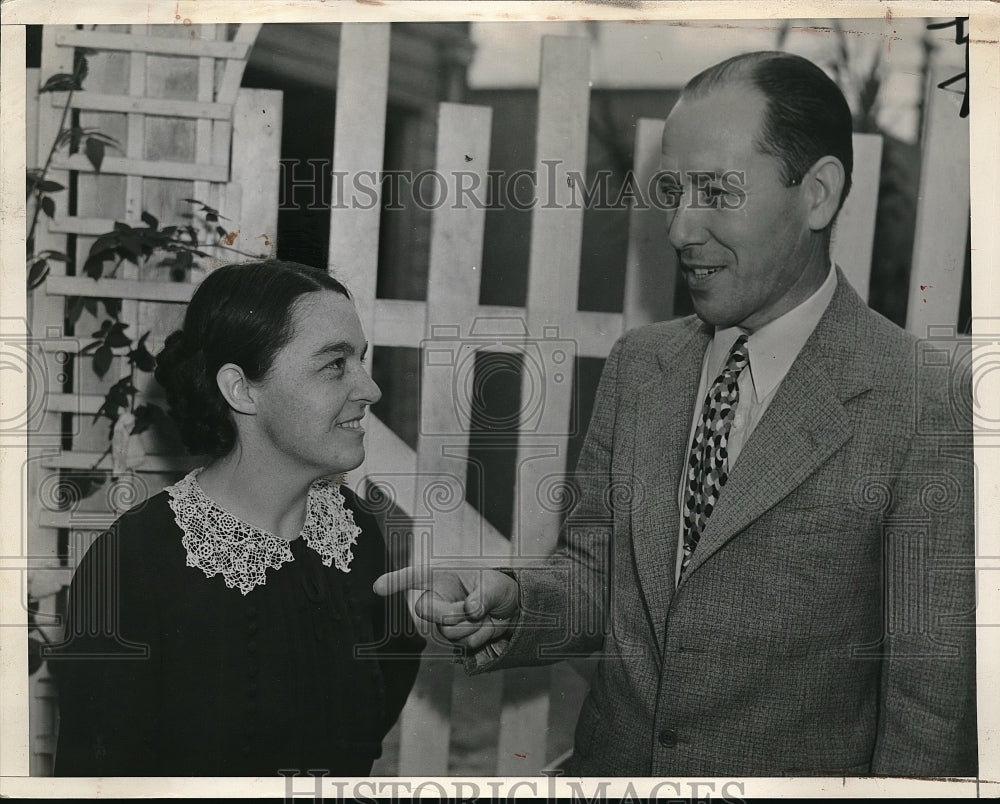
(216, 363), (256, 415)
(802, 155), (846, 232)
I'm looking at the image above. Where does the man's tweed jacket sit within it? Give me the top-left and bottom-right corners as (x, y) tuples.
(473, 271), (977, 777)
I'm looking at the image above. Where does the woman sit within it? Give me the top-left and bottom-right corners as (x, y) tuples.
(51, 260), (424, 776)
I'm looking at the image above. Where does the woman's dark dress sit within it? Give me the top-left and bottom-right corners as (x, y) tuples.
(49, 484), (423, 777)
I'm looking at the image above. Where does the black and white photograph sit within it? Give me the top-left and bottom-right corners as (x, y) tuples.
(0, 1), (997, 799)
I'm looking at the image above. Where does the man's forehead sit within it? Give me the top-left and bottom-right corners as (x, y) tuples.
(660, 83), (767, 161)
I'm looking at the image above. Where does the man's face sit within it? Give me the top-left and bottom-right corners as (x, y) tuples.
(660, 83), (825, 332)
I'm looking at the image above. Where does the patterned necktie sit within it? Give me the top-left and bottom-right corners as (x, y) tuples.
(680, 334), (750, 576)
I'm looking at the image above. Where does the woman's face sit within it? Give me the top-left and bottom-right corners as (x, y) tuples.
(246, 291), (381, 478)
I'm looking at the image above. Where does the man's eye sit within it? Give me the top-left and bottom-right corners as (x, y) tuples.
(324, 358), (346, 373)
(658, 184), (683, 207)
(696, 185), (730, 206)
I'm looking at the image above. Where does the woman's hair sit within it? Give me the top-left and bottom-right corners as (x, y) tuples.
(154, 260), (350, 458)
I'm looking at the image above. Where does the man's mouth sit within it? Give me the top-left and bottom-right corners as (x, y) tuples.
(683, 264), (724, 280)
(337, 417), (364, 431)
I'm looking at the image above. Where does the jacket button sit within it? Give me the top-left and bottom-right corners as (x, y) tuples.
(658, 728), (678, 747)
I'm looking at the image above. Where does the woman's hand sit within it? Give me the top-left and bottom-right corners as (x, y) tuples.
(374, 565), (520, 650)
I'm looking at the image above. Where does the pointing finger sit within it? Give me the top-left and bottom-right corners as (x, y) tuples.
(373, 565), (436, 597)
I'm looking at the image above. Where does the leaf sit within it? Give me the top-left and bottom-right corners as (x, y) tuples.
(105, 321), (132, 349)
(41, 196), (56, 219)
(131, 403), (164, 435)
(78, 340), (102, 356)
(100, 297), (122, 320)
(92, 400), (114, 424)
(27, 259), (50, 290)
(88, 132), (121, 147)
(90, 233), (120, 256)
(160, 250), (193, 271)
(83, 253), (108, 280)
(73, 52), (90, 85)
(92, 344), (113, 378)
(141, 211), (159, 230)
(37, 180), (65, 194)
(215, 225), (228, 239)
(39, 73), (80, 93)
(60, 469), (109, 499)
(115, 232), (142, 264)
(109, 376), (138, 396)
(66, 296), (86, 327)
(105, 387), (130, 413)
(91, 320), (112, 339)
(39, 250), (69, 262)
(82, 298), (98, 317)
(128, 331), (156, 372)
(85, 137), (106, 172)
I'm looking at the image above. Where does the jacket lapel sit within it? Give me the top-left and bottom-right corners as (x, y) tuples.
(629, 320), (710, 645)
(678, 273), (876, 584)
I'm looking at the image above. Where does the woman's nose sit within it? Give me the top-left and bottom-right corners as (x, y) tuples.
(357, 367), (382, 406)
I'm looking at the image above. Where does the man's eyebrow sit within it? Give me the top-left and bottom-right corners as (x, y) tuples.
(312, 340), (367, 358)
(659, 169), (727, 182)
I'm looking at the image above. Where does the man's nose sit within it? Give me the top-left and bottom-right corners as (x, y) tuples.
(666, 189), (708, 251)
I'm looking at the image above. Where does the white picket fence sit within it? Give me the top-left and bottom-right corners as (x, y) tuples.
(26, 22), (969, 776)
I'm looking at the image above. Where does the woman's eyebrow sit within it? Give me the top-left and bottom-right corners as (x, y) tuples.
(313, 341), (355, 358)
(312, 340), (369, 358)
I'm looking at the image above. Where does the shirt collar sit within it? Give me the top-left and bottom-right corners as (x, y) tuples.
(709, 263), (838, 402)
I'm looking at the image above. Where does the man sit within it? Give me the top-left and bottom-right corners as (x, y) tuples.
(376, 51), (977, 777)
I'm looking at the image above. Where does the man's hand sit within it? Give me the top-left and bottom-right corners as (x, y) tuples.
(374, 565), (520, 650)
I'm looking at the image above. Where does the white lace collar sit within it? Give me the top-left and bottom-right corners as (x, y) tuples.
(165, 469), (362, 596)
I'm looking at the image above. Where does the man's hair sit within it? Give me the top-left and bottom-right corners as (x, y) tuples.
(682, 51), (854, 210)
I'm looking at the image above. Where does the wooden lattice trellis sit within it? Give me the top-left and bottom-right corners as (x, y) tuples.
(26, 23), (280, 776)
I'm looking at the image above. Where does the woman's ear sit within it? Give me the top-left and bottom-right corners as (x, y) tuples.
(216, 363), (256, 415)
(803, 155), (846, 232)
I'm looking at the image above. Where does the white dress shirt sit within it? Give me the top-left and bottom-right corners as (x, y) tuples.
(674, 264), (839, 583)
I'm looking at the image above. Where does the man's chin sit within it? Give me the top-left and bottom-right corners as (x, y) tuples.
(691, 304), (740, 330)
